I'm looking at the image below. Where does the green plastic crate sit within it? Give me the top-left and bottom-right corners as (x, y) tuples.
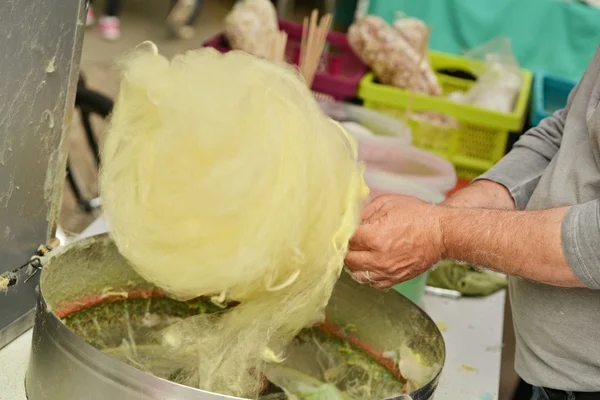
(358, 51), (532, 179)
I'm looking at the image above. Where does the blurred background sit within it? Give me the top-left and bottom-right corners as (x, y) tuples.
(63, 1), (599, 399)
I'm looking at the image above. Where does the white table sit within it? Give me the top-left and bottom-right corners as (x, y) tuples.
(423, 292), (505, 400)
(0, 217), (505, 400)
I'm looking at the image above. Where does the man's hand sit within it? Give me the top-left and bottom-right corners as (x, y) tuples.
(344, 193), (585, 289)
(344, 195), (444, 289)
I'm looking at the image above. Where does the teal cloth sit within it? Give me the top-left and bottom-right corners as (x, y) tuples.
(334, 0), (359, 30)
(367, 0), (600, 82)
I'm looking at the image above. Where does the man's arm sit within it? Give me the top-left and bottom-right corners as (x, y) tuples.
(442, 179), (515, 210)
(345, 195), (600, 290)
(444, 82), (579, 211)
(440, 195), (600, 289)
(439, 205), (584, 287)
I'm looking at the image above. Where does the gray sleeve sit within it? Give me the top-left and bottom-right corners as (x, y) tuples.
(475, 84), (579, 210)
(561, 200), (600, 289)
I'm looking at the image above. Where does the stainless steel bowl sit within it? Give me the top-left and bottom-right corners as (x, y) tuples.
(26, 235), (445, 399)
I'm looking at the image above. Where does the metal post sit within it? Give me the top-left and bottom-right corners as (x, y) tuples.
(0, 0), (86, 348)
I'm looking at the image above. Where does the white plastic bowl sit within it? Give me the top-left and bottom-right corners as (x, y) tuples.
(319, 101), (412, 143)
(357, 134), (457, 194)
(364, 169), (446, 204)
(320, 101), (457, 195)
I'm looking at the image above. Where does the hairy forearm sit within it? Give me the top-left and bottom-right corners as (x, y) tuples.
(442, 180), (516, 210)
(438, 206), (585, 287)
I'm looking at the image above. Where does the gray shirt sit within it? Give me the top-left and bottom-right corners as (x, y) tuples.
(478, 47), (600, 390)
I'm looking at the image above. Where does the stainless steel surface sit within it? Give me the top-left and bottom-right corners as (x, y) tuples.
(27, 235), (445, 399)
(0, 0), (86, 348)
(0, 308), (36, 350)
(425, 286), (462, 299)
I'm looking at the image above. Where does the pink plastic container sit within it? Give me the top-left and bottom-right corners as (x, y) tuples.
(202, 20), (367, 101)
(318, 101), (457, 194)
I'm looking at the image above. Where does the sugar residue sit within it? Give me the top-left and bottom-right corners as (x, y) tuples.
(45, 57), (56, 73)
(41, 110), (54, 129)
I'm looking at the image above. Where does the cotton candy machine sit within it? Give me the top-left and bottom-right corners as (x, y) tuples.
(0, 0), (85, 348)
(26, 235), (445, 399)
(0, 1), (445, 398)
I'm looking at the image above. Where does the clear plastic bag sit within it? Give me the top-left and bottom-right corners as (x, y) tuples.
(357, 134), (457, 194)
(224, 0), (279, 58)
(448, 37), (523, 114)
(319, 101), (412, 141)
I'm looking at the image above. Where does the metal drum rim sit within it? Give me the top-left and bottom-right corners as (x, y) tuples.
(33, 234), (445, 400)
(35, 235), (246, 399)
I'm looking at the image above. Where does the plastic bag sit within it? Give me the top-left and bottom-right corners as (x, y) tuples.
(320, 101), (412, 142)
(224, 0), (279, 58)
(348, 16), (441, 95)
(356, 134), (457, 193)
(448, 37), (522, 114)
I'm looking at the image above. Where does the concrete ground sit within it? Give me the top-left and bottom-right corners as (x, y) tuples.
(58, 2), (520, 399)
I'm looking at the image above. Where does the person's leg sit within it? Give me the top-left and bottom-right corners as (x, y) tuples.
(166, 0), (196, 39)
(98, 0), (122, 41)
(86, 0), (95, 26)
(104, 0), (123, 17)
(185, 0), (202, 26)
(514, 378), (534, 399)
(530, 387), (548, 400)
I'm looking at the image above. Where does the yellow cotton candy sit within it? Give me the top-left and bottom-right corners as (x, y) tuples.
(100, 44), (368, 397)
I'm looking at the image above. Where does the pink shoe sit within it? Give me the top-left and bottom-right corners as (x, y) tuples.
(86, 6), (95, 27)
(98, 16), (121, 41)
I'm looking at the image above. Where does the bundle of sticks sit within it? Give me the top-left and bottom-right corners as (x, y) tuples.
(299, 10), (332, 88)
(266, 9), (332, 96)
(267, 30), (288, 62)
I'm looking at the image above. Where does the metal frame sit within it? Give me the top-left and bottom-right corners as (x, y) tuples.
(0, 0), (87, 349)
(67, 74), (113, 213)
(27, 235), (445, 400)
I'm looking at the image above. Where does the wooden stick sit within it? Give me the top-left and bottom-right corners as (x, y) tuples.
(268, 33), (276, 61)
(300, 17), (308, 68)
(319, 14), (332, 71)
(300, 15), (312, 81)
(300, 10), (332, 88)
(278, 31), (288, 62)
(312, 11), (324, 76)
(273, 31), (280, 61)
(304, 9), (318, 84)
(313, 13), (331, 77)
(267, 30), (288, 62)
(309, 10), (320, 83)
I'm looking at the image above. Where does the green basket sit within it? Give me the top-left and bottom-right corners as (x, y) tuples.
(358, 51), (533, 179)
(393, 271), (430, 305)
